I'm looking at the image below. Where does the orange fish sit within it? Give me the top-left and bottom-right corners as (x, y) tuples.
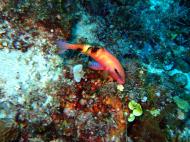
(56, 40), (125, 84)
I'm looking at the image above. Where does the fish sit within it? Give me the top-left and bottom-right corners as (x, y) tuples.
(56, 40), (125, 84)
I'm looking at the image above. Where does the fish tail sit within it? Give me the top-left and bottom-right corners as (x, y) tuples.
(56, 40), (70, 54)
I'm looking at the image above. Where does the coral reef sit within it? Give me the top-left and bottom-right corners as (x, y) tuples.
(0, 0), (190, 141)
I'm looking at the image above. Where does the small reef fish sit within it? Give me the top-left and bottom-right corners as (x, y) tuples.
(56, 40), (125, 84)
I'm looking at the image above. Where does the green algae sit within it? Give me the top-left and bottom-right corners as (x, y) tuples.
(173, 96), (190, 112)
(128, 100), (143, 122)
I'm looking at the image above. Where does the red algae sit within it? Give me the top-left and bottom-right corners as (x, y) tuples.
(104, 96), (127, 137)
(49, 68), (128, 141)
(1, 0), (189, 141)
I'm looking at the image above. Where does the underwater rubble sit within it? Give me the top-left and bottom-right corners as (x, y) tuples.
(0, 0), (190, 142)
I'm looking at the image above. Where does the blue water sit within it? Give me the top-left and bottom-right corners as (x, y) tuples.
(0, 0), (189, 141)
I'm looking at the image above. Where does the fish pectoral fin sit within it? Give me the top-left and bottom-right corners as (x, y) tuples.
(88, 61), (105, 70)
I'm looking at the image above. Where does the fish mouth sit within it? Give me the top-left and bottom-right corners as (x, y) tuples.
(117, 78), (125, 84)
